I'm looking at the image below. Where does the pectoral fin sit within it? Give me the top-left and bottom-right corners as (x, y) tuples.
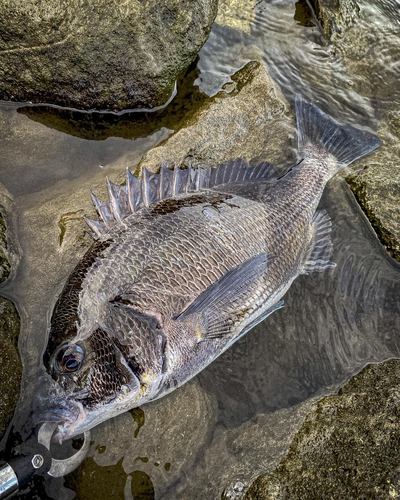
(176, 253), (274, 342)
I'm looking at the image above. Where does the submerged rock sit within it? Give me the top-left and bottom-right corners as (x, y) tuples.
(216, 0), (256, 34)
(347, 164), (400, 262)
(335, 17), (400, 263)
(308, 0), (360, 39)
(244, 360), (400, 499)
(138, 61), (295, 173)
(0, 297), (22, 441)
(0, 0), (218, 111)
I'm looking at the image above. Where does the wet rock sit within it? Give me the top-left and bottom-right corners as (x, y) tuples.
(0, 212), (10, 283)
(334, 17), (400, 263)
(347, 163), (400, 262)
(0, 297), (22, 440)
(308, 0), (360, 39)
(294, 0), (316, 27)
(244, 360), (400, 499)
(0, 185), (22, 440)
(216, 0), (256, 34)
(0, 0), (218, 111)
(165, 396), (320, 499)
(16, 60), (207, 142)
(138, 61), (295, 174)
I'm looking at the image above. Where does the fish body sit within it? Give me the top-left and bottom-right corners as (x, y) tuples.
(41, 96), (380, 441)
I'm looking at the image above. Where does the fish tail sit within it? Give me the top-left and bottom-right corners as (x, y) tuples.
(295, 95), (380, 170)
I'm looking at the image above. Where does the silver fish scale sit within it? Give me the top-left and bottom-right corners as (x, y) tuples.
(78, 177), (316, 347)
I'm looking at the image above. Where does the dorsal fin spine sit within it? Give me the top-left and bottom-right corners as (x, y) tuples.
(83, 216), (105, 239)
(172, 166), (178, 197)
(85, 159), (279, 240)
(90, 191), (113, 228)
(126, 168), (141, 212)
(142, 167), (150, 208)
(106, 178), (122, 221)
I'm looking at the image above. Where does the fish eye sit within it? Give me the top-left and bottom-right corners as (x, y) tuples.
(55, 344), (85, 373)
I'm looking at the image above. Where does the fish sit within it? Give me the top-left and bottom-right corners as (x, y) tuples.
(39, 96), (380, 442)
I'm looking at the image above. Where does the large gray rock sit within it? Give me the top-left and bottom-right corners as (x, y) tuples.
(138, 61), (295, 174)
(0, 0), (218, 111)
(244, 360), (400, 499)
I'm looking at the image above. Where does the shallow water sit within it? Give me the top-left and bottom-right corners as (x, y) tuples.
(0, 0), (400, 498)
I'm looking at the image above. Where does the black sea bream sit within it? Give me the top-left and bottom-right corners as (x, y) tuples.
(41, 96), (380, 442)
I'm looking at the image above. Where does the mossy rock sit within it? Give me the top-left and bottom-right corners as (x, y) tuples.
(245, 360), (400, 499)
(0, 0), (218, 111)
(0, 297), (22, 440)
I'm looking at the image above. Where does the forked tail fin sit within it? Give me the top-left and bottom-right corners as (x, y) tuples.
(295, 95), (380, 168)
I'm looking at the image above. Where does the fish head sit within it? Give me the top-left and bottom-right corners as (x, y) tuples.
(40, 304), (166, 442)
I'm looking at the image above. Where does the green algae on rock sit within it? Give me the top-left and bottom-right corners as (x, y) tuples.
(138, 61), (295, 174)
(0, 0), (218, 111)
(0, 297), (22, 440)
(244, 360), (400, 500)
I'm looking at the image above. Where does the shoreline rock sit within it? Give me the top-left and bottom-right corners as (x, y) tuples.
(347, 165), (400, 262)
(138, 61), (295, 174)
(308, 0), (400, 263)
(244, 360), (400, 499)
(0, 0), (218, 111)
(308, 0), (360, 39)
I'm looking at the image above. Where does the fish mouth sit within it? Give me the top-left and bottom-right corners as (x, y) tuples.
(32, 399), (87, 443)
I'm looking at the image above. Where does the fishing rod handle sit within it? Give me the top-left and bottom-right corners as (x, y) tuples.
(0, 462), (18, 499)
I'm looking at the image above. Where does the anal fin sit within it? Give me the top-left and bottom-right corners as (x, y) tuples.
(303, 209), (336, 274)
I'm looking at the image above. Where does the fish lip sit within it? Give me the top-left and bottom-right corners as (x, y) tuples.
(51, 400), (88, 443)
(32, 398), (86, 440)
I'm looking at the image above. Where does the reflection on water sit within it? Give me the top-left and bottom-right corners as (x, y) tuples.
(0, 0), (400, 498)
(16, 60), (207, 143)
(64, 457), (155, 500)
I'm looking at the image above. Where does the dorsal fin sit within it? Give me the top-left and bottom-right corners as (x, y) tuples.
(84, 159), (278, 239)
